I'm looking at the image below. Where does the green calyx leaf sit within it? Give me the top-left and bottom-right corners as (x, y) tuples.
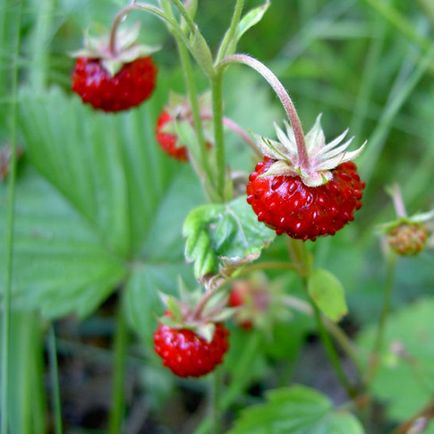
(308, 268), (348, 322)
(183, 196), (276, 280)
(228, 385), (365, 434)
(217, 1), (271, 61)
(188, 27), (215, 77)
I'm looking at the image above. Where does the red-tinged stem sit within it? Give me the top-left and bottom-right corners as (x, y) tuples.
(200, 114), (261, 156)
(389, 183), (407, 218)
(218, 54), (310, 169)
(109, 2), (177, 56)
(191, 289), (218, 321)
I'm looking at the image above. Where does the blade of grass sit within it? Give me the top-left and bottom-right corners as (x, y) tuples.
(1, 1), (22, 433)
(359, 47), (434, 187)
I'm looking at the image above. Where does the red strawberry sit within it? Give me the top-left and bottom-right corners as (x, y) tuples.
(156, 111), (189, 161)
(72, 57), (157, 113)
(71, 24), (159, 112)
(248, 116), (366, 240)
(247, 158), (365, 240)
(153, 323), (229, 377)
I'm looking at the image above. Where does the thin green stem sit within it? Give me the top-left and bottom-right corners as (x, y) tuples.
(1, 2), (22, 433)
(48, 325), (63, 434)
(367, 253), (397, 382)
(281, 295), (363, 377)
(170, 0), (196, 33)
(210, 370), (221, 434)
(108, 301), (129, 434)
(309, 295), (356, 398)
(211, 72), (226, 202)
(287, 239), (357, 398)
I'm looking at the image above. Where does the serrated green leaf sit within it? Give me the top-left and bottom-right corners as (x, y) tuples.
(357, 298), (434, 424)
(183, 196), (275, 279)
(0, 169), (127, 318)
(228, 385), (364, 434)
(308, 268), (348, 322)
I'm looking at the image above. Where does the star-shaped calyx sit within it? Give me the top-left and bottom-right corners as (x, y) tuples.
(255, 114), (366, 187)
(70, 23), (160, 76)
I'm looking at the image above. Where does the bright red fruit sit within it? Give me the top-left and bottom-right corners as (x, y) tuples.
(247, 158), (365, 240)
(72, 57), (157, 113)
(155, 111), (189, 161)
(154, 323), (229, 377)
(229, 286), (253, 330)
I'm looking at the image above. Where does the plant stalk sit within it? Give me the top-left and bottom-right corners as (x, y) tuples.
(367, 253), (397, 382)
(1, 1), (22, 432)
(108, 301), (129, 434)
(287, 239), (357, 398)
(48, 325), (63, 434)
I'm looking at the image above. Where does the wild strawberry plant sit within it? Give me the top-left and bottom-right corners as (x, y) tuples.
(1, 0), (434, 433)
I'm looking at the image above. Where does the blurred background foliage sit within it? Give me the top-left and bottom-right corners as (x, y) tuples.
(1, 0), (434, 433)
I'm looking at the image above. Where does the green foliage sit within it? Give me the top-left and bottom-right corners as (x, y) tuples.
(308, 268), (348, 322)
(0, 85), (202, 326)
(358, 298), (434, 424)
(183, 196), (275, 279)
(228, 385), (364, 434)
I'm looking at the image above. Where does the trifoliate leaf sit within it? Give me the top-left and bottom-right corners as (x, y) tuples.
(183, 196), (275, 280)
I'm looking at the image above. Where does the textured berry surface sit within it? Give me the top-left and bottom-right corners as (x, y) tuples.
(387, 223), (429, 256)
(247, 158), (365, 240)
(72, 57), (157, 112)
(155, 111), (189, 161)
(153, 323), (229, 377)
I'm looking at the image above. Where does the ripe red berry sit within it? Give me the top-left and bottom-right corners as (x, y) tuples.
(154, 323), (229, 377)
(247, 158), (365, 240)
(155, 111), (189, 161)
(72, 57), (157, 112)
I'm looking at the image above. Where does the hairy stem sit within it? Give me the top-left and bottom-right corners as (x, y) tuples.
(48, 325), (63, 434)
(388, 183), (407, 218)
(218, 54), (309, 168)
(108, 302), (129, 434)
(170, 0), (197, 33)
(367, 253), (397, 382)
(109, 2), (181, 55)
(1, 1), (22, 432)
(200, 114), (260, 156)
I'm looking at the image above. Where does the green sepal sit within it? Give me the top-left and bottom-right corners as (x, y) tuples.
(216, 1), (271, 61)
(188, 27), (215, 77)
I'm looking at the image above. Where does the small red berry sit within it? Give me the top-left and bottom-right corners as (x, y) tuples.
(246, 158), (365, 240)
(153, 323), (229, 377)
(229, 286), (253, 330)
(72, 57), (157, 112)
(156, 111), (189, 161)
